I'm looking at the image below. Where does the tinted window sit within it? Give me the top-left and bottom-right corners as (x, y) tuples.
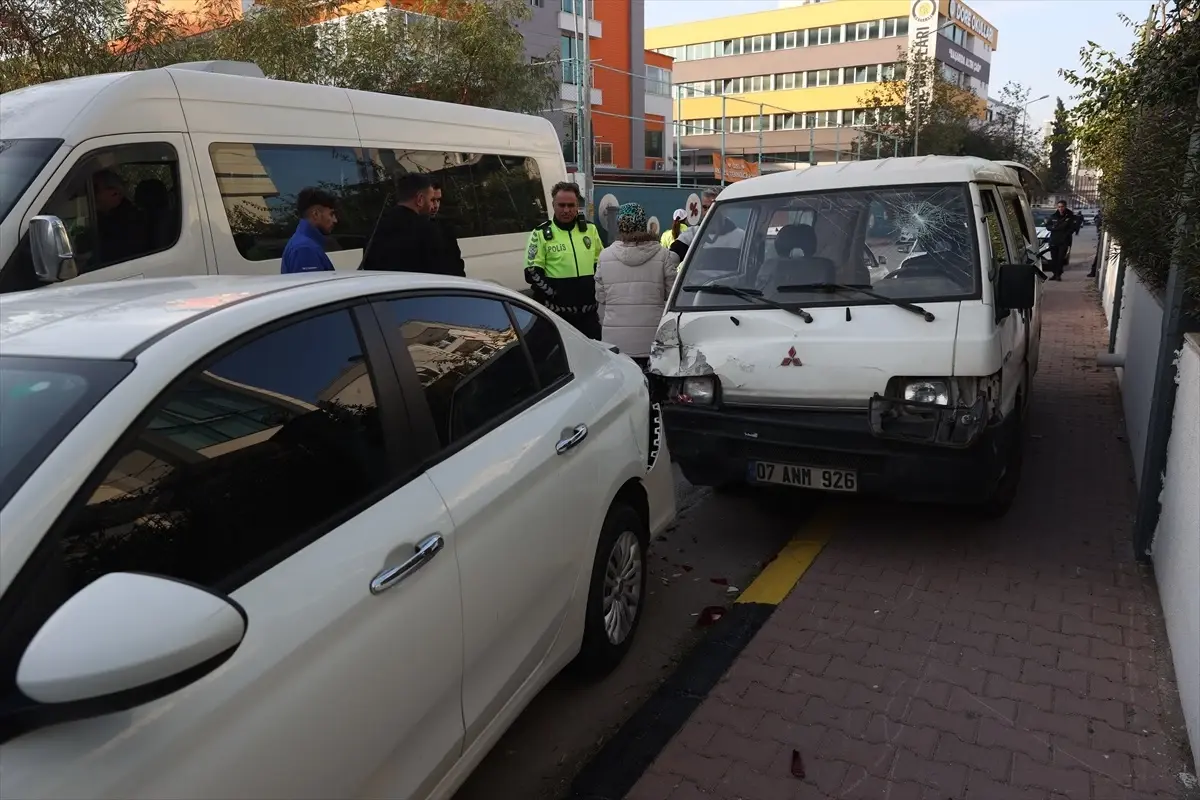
(0, 138), (61, 224)
(379, 296), (538, 447)
(0, 357), (132, 511)
(509, 304), (571, 388)
(37, 142), (182, 275)
(209, 142), (376, 261)
(210, 143), (549, 262)
(57, 309), (388, 593)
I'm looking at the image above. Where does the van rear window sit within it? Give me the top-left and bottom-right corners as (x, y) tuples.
(0, 138), (62, 225)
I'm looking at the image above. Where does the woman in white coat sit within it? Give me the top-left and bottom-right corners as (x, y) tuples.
(595, 202), (681, 369)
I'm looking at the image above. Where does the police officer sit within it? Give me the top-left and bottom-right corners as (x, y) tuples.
(526, 181), (603, 339)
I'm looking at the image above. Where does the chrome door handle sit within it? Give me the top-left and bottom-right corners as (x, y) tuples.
(370, 533), (444, 595)
(555, 424), (589, 455)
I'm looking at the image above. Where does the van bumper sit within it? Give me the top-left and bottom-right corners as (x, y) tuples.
(663, 402), (1014, 504)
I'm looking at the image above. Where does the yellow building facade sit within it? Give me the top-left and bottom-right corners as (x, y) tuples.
(647, 0), (998, 165)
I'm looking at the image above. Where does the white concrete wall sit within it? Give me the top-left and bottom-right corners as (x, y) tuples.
(1151, 334), (1200, 770)
(1113, 270), (1165, 488)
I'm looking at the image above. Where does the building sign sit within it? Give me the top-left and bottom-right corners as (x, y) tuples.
(907, 0), (938, 104)
(711, 155), (759, 182)
(947, 0), (997, 49)
(935, 35), (991, 84)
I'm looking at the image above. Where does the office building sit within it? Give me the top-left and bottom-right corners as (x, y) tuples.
(646, 0), (998, 167)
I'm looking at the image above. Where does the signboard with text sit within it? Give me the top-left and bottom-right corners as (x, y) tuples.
(935, 35), (991, 84)
(907, 0), (938, 107)
(711, 155), (760, 182)
(945, 0), (998, 50)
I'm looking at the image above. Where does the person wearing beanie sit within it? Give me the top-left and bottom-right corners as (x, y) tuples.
(595, 202), (681, 367)
(660, 208), (689, 249)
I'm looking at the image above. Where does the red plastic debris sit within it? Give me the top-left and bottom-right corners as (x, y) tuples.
(790, 749), (806, 779)
(696, 606), (725, 627)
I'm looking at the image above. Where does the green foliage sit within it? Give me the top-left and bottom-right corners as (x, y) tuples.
(1047, 98), (1072, 192)
(1062, 0), (1200, 308)
(855, 50), (1047, 177)
(0, 0), (557, 115)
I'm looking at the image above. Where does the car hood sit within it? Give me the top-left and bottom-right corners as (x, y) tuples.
(649, 302), (962, 407)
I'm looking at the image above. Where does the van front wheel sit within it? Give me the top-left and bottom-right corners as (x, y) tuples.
(976, 404), (1025, 518)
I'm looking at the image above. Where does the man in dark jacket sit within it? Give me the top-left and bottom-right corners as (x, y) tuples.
(1045, 201), (1076, 281)
(429, 180), (466, 277)
(360, 173), (449, 274)
(91, 169), (150, 270)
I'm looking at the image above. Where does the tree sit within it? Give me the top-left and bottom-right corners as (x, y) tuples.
(855, 46), (982, 158)
(1047, 97), (1072, 192)
(1, 0), (557, 115)
(1061, 2), (1199, 306)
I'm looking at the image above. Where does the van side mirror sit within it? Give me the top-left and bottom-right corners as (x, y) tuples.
(28, 215), (78, 283)
(997, 262), (1038, 311)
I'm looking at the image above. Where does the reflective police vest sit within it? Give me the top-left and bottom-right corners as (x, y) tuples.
(524, 217), (603, 315)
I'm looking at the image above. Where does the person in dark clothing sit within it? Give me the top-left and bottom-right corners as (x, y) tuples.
(1045, 201), (1075, 281)
(1088, 209), (1104, 278)
(428, 180), (466, 277)
(90, 169), (149, 270)
(360, 172), (449, 274)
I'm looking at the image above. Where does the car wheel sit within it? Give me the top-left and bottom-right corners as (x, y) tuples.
(569, 501), (649, 679)
(976, 400), (1025, 518)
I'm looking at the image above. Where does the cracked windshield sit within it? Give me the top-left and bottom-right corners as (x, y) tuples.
(676, 185), (976, 308)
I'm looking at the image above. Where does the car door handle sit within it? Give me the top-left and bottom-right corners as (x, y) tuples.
(370, 534), (444, 595)
(556, 424), (589, 455)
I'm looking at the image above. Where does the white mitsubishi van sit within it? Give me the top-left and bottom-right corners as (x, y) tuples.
(651, 157), (1044, 516)
(0, 61), (567, 295)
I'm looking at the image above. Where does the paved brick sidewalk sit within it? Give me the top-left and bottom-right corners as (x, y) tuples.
(627, 267), (1197, 799)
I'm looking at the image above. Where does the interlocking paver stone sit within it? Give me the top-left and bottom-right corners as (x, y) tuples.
(625, 260), (1196, 799)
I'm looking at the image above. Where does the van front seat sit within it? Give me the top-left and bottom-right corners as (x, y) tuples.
(134, 179), (179, 252)
(762, 224), (837, 290)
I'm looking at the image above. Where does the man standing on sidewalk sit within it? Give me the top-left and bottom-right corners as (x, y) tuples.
(1045, 200), (1076, 281)
(429, 180), (466, 277)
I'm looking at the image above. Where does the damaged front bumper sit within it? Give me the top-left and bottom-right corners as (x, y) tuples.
(867, 393), (990, 448)
(662, 399), (1014, 504)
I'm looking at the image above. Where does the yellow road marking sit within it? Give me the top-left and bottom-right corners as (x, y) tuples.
(735, 507), (841, 605)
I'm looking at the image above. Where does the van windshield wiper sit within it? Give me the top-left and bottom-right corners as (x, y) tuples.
(775, 282), (935, 322)
(681, 284), (813, 323)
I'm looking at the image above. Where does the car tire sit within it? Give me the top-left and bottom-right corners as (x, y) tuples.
(569, 501), (649, 680)
(976, 401), (1025, 518)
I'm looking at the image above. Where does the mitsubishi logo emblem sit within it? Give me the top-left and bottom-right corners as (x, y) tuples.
(780, 347), (802, 366)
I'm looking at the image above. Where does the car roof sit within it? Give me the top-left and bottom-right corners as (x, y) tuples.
(0, 273), (505, 360)
(717, 156), (1022, 201)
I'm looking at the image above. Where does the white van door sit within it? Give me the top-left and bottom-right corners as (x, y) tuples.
(978, 186), (1028, 413)
(998, 185), (1044, 379)
(18, 133), (211, 286)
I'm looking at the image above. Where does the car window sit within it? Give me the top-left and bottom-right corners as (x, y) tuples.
(979, 188), (1012, 266)
(56, 308), (389, 594)
(39, 142), (182, 276)
(208, 143), (548, 261)
(377, 295), (539, 448)
(508, 304), (571, 388)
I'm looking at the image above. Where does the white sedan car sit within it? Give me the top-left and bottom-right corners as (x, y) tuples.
(0, 273), (674, 800)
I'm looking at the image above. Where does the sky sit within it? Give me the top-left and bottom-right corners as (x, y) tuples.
(642, 0), (1155, 130)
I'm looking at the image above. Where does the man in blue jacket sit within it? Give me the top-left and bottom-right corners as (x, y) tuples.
(281, 188), (338, 274)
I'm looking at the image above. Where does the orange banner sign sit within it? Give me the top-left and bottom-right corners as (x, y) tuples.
(711, 155), (760, 182)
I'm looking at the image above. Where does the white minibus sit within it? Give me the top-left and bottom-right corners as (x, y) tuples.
(0, 61), (567, 294)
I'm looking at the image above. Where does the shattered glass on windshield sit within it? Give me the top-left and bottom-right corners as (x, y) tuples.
(675, 184), (978, 310)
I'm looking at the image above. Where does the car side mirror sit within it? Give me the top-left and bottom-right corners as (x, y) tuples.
(6, 573), (246, 743)
(28, 215), (78, 283)
(877, 255), (888, 266)
(997, 263), (1038, 311)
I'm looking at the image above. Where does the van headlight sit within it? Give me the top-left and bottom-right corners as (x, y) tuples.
(666, 375), (719, 405)
(903, 379), (950, 406)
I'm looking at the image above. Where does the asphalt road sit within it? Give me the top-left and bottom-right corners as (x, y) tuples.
(452, 468), (806, 800)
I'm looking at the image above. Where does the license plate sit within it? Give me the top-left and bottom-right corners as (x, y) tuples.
(748, 461), (858, 492)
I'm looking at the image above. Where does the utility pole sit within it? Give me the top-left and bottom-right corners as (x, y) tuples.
(719, 95), (726, 185)
(757, 103), (764, 169)
(675, 92), (682, 187)
(579, 0), (593, 213)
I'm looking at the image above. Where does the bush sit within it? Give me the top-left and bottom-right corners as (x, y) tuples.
(1064, 1), (1200, 310)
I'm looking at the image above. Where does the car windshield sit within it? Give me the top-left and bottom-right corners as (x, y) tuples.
(674, 184), (979, 309)
(0, 139), (62, 225)
(0, 356), (132, 512)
